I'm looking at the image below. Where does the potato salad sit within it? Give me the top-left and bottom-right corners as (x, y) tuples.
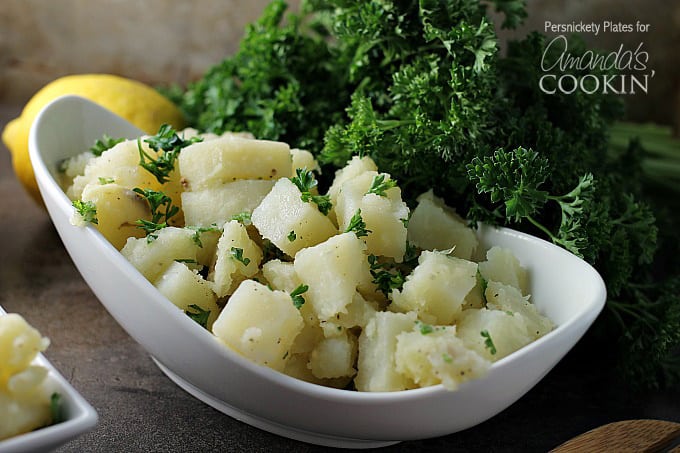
(64, 126), (554, 391)
(0, 314), (56, 440)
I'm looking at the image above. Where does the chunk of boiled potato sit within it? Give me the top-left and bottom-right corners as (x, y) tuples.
(67, 139), (162, 200)
(261, 259), (301, 293)
(210, 220), (263, 297)
(181, 180), (275, 228)
(478, 246), (529, 295)
(0, 386), (53, 441)
(282, 352), (353, 389)
(294, 232), (367, 321)
(178, 135), (292, 190)
(354, 311), (417, 392)
(319, 292), (378, 337)
(0, 314), (50, 380)
(121, 227), (202, 282)
(407, 190), (478, 260)
(327, 155), (378, 206)
(154, 261), (220, 329)
(456, 308), (532, 361)
(77, 183), (150, 249)
(485, 281), (554, 340)
(335, 171), (409, 261)
(390, 251), (478, 325)
(395, 325), (490, 390)
(212, 280), (304, 372)
(291, 149), (320, 174)
(308, 330), (358, 379)
(252, 178), (337, 257)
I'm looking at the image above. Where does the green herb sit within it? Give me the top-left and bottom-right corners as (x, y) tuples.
(50, 392), (64, 424)
(90, 134), (124, 156)
(186, 304), (211, 329)
(188, 225), (220, 247)
(230, 211), (252, 225)
(98, 177), (115, 185)
(132, 188), (179, 241)
(345, 209), (371, 237)
(72, 200), (98, 224)
(138, 124), (202, 184)
(287, 230), (297, 242)
(290, 168), (332, 215)
(230, 247), (251, 266)
(290, 284), (309, 309)
(367, 254), (405, 297)
(175, 258), (197, 264)
(442, 353), (453, 364)
(418, 321), (434, 335)
(481, 330), (497, 355)
(366, 174), (397, 197)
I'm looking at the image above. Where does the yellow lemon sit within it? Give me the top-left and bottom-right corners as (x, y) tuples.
(2, 74), (186, 205)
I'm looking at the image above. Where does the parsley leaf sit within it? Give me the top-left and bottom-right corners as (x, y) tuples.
(72, 200), (98, 224)
(481, 330), (497, 355)
(138, 124), (202, 184)
(345, 209), (371, 237)
(290, 284), (309, 309)
(132, 188), (179, 241)
(186, 304), (211, 329)
(366, 174), (397, 197)
(90, 134), (124, 156)
(290, 168), (333, 215)
(230, 247), (251, 266)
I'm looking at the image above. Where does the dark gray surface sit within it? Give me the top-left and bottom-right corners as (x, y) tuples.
(1, 104), (679, 452)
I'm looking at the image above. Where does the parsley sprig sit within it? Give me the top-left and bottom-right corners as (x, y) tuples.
(133, 188), (179, 241)
(290, 168), (332, 215)
(72, 200), (98, 224)
(366, 173), (397, 197)
(290, 284), (309, 309)
(230, 247), (251, 266)
(345, 209), (371, 237)
(186, 304), (211, 329)
(368, 254), (405, 297)
(90, 134), (124, 156)
(481, 330), (497, 355)
(138, 124), (203, 184)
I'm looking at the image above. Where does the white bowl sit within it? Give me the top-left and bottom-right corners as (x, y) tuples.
(29, 95), (607, 448)
(0, 306), (98, 453)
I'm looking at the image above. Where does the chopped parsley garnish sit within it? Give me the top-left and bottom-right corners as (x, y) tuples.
(186, 304), (211, 329)
(366, 173), (397, 197)
(175, 258), (197, 264)
(90, 134), (124, 156)
(230, 211), (252, 225)
(289, 168), (332, 215)
(230, 247), (251, 266)
(290, 284), (309, 309)
(72, 200), (98, 224)
(418, 321), (434, 335)
(188, 225), (221, 247)
(287, 230), (297, 242)
(442, 353), (453, 364)
(345, 209), (371, 237)
(98, 177), (115, 185)
(133, 188), (179, 241)
(481, 330), (497, 355)
(138, 124), (203, 184)
(368, 254), (405, 297)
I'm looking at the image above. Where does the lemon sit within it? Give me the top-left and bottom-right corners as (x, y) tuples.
(2, 74), (186, 205)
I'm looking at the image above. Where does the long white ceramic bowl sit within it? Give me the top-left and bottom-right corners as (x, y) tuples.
(0, 305), (98, 453)
(29, 95), (606, 448)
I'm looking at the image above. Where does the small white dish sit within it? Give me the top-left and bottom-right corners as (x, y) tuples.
(0, 306), (98, 453)
(29, 95), (607, 448)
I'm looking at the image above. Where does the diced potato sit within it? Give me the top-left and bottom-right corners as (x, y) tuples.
(212, 280), (304, 372)
(354, 311), (417, 392)
(309, 330), (358, 379)
(485, 281), (554, 340)
(261, 259), (301, 293)
(456, 308), (532, 361)
(121, 227), (201, 282)
(0, 314), (50, 379)
(58, 151), (94, 189)
(294, 232), (367, 321)
(320, 292), (378, 337)
(335, 171), (409, 261)
(407, 190), (478, 260)
(282, 352), (353, 389)
(154, 261), (220, 330)
(67, 139), (162, 200)
(291, 149), (320, 174)
(327, 155), (378, 206)
(252, 178), (337, 257)
(181, 180), (275, 228)
(478, 246), (529, 295)
(78, 183), (150, 249)
(463, 272), (486, 310)
(390, 251), (478, 325)
(210, 220), (263, 298)
(395, 325), (490, 390)
(178, 136), (292, 190)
